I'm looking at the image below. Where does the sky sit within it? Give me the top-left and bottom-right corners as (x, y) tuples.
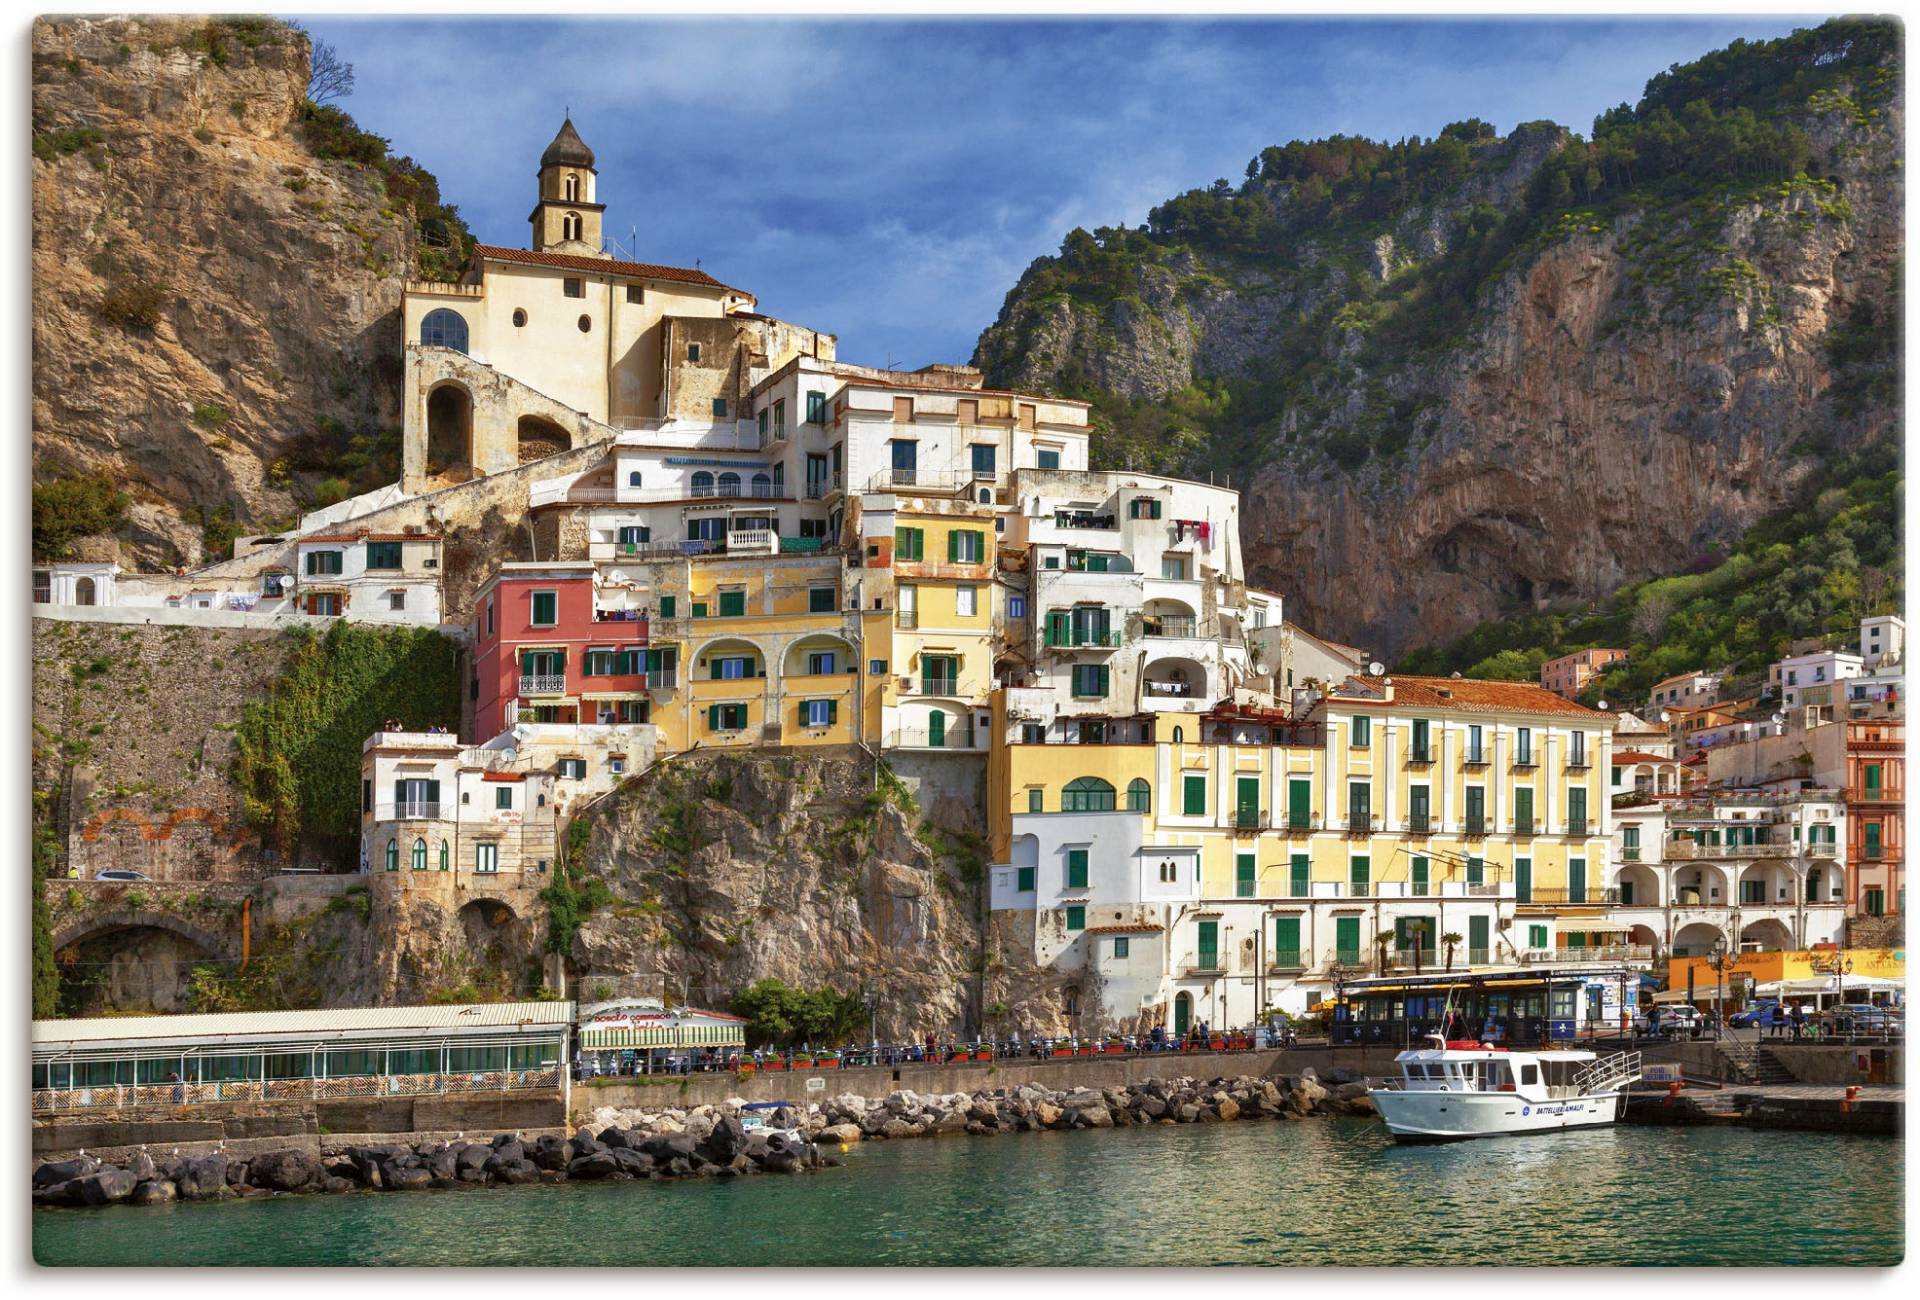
(298, 15), (1815, 368)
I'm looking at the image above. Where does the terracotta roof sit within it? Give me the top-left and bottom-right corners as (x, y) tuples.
(1085, 923), (1164, 935)
(1613, 750), (1679, 765)
(1335, 674), (1611, 719)
(481, 772), (527, 782)
(473, 244), (732, 291)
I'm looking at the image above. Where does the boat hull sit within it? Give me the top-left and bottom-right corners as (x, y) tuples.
(1370, 1089), (1626, 1142)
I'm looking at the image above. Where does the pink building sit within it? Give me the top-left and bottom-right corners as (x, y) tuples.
(472, 561), (649, 739)
(1540, 647), (1627, 699)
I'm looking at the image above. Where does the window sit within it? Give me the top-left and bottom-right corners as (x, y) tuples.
(419, 308), (468, 352)
(367, 541), (402, 570)
(577, 314), (592, 333)
(618, 524), (650, 546)
(1127, 779), (1151, 812)
(1351, 715), (1370, 747)
(895, 527), (924, 561)
(1465, 786), (1486, 830)
(688, 342), (702, 362)
(949, 530), (985, 563)
(711, 398), (728, 418)
(1467, 724), (1485, 763)
(1129, 497), (1163, 520)
(1516, 727), (1532, 764)
(1237, 853), (1256, 898)
(305, 550), (343, 576)
(439, 841), (450, 871)
(1036, 449), (1060, 470)
(956, 586), (977, 618)
(1568, 788), (1588, 833)
(476, 843), (499, 875)
(707, 703), (749, 731)
(1070, 664), (1109, 698)
(384, 840), (397, 872)
(1290, 854), (1310, 898)
(1410, 718), (1430, 760)
(1065, 905), (1086, 932)
(626, 283), (643, 304)
(261, 573), (285, 598)
(1027, 788), (1043, 814)
(806, 391), (827, 424)
(1113, 937), (1130, 959)
(1066, 849), (1088, 889)
(563, 278), (584, 298)
(495, 786), (514, 809)
(388, 590), (406, 612)
(1528, 924), (1548, 950)
(1016, 866), (1036, 892)
(486, 599), (495, 635)
(971, 443), (996, 475)
(512, 308), (527, 327)
(718, 588), (747, 617)
(1182, 775), (1207, 816)
(1062, 777), (1116, 812)
(584, 648), (640, 676)
(800, 699), (838, 728)
(1350, 856), (1370, 896)
(531, 590), (558, 626)
(710, 655), (754, 680)
(1569, 731), (1588, 766)
(1008, 596), (1026, 619)
(1161, 555), (1188, 580)
(411, 838), (427, 871)
(307, 592), (341, 617)
(1348, 782), (1372, 829)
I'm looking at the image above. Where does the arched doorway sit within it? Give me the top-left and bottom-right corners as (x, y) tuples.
(1739, 918), (1795, 952)
(426, 384), (474, 475)
(74, 576), (96, 606)
(1174, 991), (1193, 1037)
(516, 415), (571, 464)
(1671, 921), (1726, 958)
(54, 920), (223, 1015)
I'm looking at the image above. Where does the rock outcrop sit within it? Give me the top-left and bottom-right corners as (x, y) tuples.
(32, 16), (421, 564)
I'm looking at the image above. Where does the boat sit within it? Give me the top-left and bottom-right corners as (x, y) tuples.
(1368, 1035), (1641, 1142)
(739, 1100), (806, 1144)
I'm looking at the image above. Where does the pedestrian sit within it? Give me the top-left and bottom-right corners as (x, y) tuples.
(168, 1070), (184, 1104)
(1791, 1002), (1805, 1041)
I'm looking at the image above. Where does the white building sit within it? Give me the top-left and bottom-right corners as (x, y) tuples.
(1776, 647), (1865, 711)
(1860, 614), (1904, 669)
(292, 532), (445, 624)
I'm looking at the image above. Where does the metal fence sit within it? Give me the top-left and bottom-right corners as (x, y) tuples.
(31, 1067), (563, 1113)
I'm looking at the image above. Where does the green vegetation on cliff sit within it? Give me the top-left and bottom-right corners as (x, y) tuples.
(732, 978), (869, 1049)
(32, 470), (130, 561)
(234, 622), (461, 854)
(1397, 432), (1904, 701)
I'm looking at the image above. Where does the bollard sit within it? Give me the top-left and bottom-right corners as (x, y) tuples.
(1842, 1084), (1860, 1113)
(1664, 1080), (1682, 1106)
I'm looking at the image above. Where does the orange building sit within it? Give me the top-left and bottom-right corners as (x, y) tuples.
(1540, 647), (1628, 699)
(1846, 718), (1903, 918)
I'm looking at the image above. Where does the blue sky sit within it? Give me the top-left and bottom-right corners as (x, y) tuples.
(298, 15), (1814, 368)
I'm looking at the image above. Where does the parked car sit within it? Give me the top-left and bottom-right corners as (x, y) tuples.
(94, 869), (149, 881)
(1644, 1006), (1704, 1039)
(1827, 1004), (1903, 1035)
(1729, 1001), (1787, 1029)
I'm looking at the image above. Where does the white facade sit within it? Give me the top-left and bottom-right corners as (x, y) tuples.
(1776, 648), (1865, 709)
(1860, 614), (1904, 669)
(1646, 671), (1722, 714)
(292, 535), (445, 625)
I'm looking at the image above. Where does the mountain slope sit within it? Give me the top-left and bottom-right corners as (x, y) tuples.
(31, 15), (470, 565)
(974, 19), (1902, 658)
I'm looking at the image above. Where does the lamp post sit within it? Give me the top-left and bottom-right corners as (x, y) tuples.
(1709, 937), (1729, 1040)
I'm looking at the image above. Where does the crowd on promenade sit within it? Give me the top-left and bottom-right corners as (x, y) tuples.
(573, 1022), (1296, 1080)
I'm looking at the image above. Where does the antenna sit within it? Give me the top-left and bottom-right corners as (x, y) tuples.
(1368, 661), (1385, 676)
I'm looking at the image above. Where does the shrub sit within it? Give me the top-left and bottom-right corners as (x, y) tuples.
(191, 403), (230, 430)
(32, 127), (105, 163)
(96, 277), (168, 331)
(32, 470), (128, 559)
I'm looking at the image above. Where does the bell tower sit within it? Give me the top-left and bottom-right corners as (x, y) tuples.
(529, 116), (606, 256)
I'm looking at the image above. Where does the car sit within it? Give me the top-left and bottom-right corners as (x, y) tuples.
(1829, 1004), (1903, 1034)
(1729, 1001), (1788, 1029)
(1642, 1006), (1703, 1039)
(94, 869), (149, 881)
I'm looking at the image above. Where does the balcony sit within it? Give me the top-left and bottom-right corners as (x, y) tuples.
(520, 674), (567, 695)
(895, 610), (918, 630)
(1511, 817), (1536, 837)
(1517, 888), (1621, 907)
(1279, 813), (1321, 834)
(1183, 962), (1226, 977)
(915, 676), (960, 696)
(1621, 846), (1641, 862)
(1406, 746), (1433, 766)
(645, 670), (678, 692)
(1463, 816), (1489, 837)
(803, 475), (842, 501)
(1342, 814), (1380, 837)
(1052, 625), (1121, 649)
(1520, 944), (1652, 964)
(1467, 947), (1491, 965)
(887, 725), (979, 750)
(896, 559), (992, 582)
(690, 482), (783, 501)
(1403, 813), (1433, 835)
(1268, 950), (1306, 971)
(1142, 679), (1198, 699)
(1566, 756), (1592, 771)
(1463, 751), (1490, 769)
(375, 801), (441, 821)
(1233, 807), (1265, 832)
(1850, 789), (1904, 804)
(1143, 616), (1197, 639)
(1566, 817), (1589, 837)
(1513, 753), (1538, 771)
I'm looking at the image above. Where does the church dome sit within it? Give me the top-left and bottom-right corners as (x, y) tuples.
(540, 117), (595, 170)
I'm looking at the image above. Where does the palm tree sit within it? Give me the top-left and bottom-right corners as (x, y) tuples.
(1407, 920), (1430, 974)
(1374, 928), (1397, 974)
(1441, 932), (1464, 971)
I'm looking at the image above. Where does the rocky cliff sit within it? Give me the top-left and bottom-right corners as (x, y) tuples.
(32, 15), (439, 565)
(974, 20), (1903, 657)
(568, 751), (1067, 1038)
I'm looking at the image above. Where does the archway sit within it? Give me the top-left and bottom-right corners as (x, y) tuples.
(53, 915), (230, 1015)
(1613, 863), (1660, 908)
(783, 634), (856, 678)
(1174, 991), (1193, 1037)
(1671, 921), (1726, 958)
(1739, 918), (1795, 953)
(516, 414), (571, 464)
(1143, 655), (1207, 704)
(74, 576), (96, 606)
(456, 898), (530, 1000)
(1627, 924), (1662, 961)
(426, 383), (474, 475)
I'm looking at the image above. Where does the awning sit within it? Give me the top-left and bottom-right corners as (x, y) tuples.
(579, 1021), (745, 1050)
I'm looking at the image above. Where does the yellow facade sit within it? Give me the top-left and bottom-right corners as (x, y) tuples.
(885, 503), (997, 747)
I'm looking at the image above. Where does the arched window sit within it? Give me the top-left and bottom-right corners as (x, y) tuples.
(1172, 726), (1184, 744)
(1127, 779), (1151, 812)
(691, 471), (714, 496)
(751, 471), (771, 496)
(411, 837), (427, 871)
(716, 471), (741, 497)
(1062, 777), (1116, 813)
(628, 471), (642, 487)
(564, 174), (579, 201)
(563, 212), (582, 241)
(512, 308), (527, 327)
(384, 839), (398, 872)
(420, 308), (469, 353)
(438, 840), (450, 871)
(74, 576), (96, 606)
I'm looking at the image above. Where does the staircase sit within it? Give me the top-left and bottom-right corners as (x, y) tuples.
(1714, 1037), (1796, 1085)
(1749, 1046), (1798, 1086)
(1574, 1051), (1642, 1094)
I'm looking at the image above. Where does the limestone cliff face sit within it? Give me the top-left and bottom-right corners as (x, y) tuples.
(569, 751), (1063, 1038)
(32, 16), (414, 564)
(975, 85), (1902, 658)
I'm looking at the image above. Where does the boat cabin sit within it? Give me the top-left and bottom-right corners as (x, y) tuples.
(1394, 1048), (1597, 1101)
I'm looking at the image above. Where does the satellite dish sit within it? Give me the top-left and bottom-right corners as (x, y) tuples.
(1597, 700), (1608, 711)
(1659, 711), (1671, 723)
(1369, 662), (1385, 676)
(1773, 712), (1786, 725)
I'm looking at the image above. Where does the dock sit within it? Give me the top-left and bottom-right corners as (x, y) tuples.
(1624, 1082), (1901, 1135)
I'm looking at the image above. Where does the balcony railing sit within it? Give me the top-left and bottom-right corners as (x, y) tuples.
(520, 674), (567, 695)
(1269, 950), (1305, 970)
(803, 475), (842, 500)
(1850, 789), (1904, 803)
(916, 677), (959, 696)
(1044, 627), (1121, 649)
(1403, 813), (1433, 834)
(646, 670), (678, 691)
(1143, 680), (1197, 698)
(1406, 746), (1433, 765)
(690, 482), (782, 501)
(1143, 617), (1197, 639)
(1467, 947), (1491, 965)
(1520, 944), (1652, 964)
(886, 726), (978, 750)
(1517, 888), (1621, 906)
(1621, 846), (1641, 861)
(1233, 808), (1264, 830)
(1463, 751), (1490, 768)
(1567, 756), (1592, 771)
(1342, 814), (1380, 836)
(1512, 817), (1535, 836)
(1279, 813), (1321, 833)
(374, 801), (441, 821)
(1464, 816), (1489, 836)
(1513, 753), (1538, 770)
(1053, 511), (1118, 530)
(1566, 817), (1589, 837)
(895, 609), (918, 629)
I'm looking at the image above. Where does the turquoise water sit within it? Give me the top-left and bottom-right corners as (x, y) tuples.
(33, 1121), (1903, 1267)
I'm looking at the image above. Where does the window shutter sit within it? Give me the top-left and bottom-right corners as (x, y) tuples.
(1096, 665), (1110, 696)
(827, 699), (838, 725)
(708, 704), (721, 730)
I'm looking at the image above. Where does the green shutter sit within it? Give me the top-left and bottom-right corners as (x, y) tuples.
(1236, 853), (1255, 897)
(1515, 858), (1532, 903)
(707, 704), (722, 731)
(1274, 916), (1300, 962)
(1067, 849), (1088, 889)
(1569, 858), (1586, 903)
(719, 590), (746, 617)
(1569, 788), (1587, 827)
(948, 529), (960, 562)
(658, 595), (674, 618)
(1529, 924), (1548, 950)
(1288, 779), (1311, 828)
(1182, 775), (1206, 816)
(1336, 916), (1360, 963)
(1197, 920), (1218, 968)
(1468, 915), (1489, 960)
(1289, 854), (1309, 897)
(1467, 856), (1484, 885)
(1412, 855), (1429, 893)
(1016, 866), (1035, 892)
(826, 699), (838, 725)
(1514, 788), (1533, 829)
(1349, 856), (1369, 893)
(1027, 789), (1043, 814)
(1065, 905), (1085, 932)
(1096, 665), (1110, 697)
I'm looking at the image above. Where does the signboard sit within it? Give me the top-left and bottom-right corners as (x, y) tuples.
(1642, 1063), (1683, 1083)
(806, 1077), (827, 1093)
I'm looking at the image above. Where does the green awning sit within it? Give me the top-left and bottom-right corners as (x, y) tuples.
(579, 1021), (745, 1050)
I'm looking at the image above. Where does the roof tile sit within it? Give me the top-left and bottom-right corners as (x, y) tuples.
(1336, 673), (1612, 720)
(473, 244), (732, 291)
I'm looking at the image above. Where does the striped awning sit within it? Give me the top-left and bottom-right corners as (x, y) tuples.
(579, 1021), (745, 1050)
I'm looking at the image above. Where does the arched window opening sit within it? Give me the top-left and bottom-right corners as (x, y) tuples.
(512, 308), (527, 327)
(751, 471), (772, 496)
(1127, 779), (1151, 812)
(1062, 777), (1116, 813)
(411, 837), (427, 871)
(628, 471), (642, 487)
(1172, 726), (1184, 744)
(384, 840), (398, 872)
(691, 470), (715, 496)
(439, 840), (450, 871)
(74, 576), (96, 606)
(419, 308), (469, 353)
(716, 471), (742, 498)
(564, 174), (579, 201)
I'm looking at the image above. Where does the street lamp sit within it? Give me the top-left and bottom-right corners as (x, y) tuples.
(1708, 937), (1729, 1040)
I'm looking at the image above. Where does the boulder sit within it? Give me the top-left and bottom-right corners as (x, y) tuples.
(1032, 1101), (1063, 1128)
(495, 1160), (541, 1186)
(1175, 1104), (1202, 1124)
(1139, 1095), (1168, 1119)
(34, 1157), (99, 1187)
(1071, 1105), (1114, 1129)
(249, 1149), (317, 1191)
(530, 1136), (571, 1171)
(1346, 1094), (1379, 1117)
(609, 1148), (654, 1178)
(176, 1154), (230, 1200)
(131, 1179), (178, 1206)
(75, 1168), (138, 1206)
(598, 1126), (631, 1149)
(702, 1115), (746, 1163)
(225, 1162), (249, 1186)
(386, 1167), (433, 1192)
(878, 1117), (919, 1140)
(930, 1109), (970, 1135)
(128, 1152), (158, 1183)
(321, 1176), (357, 1195)
(641, 1132), (699, 1163)
(1216, 1098), (1241, 1123)
(567, 1151), (619, 1181)
(483, 1141), (526, 1172)
(818, 1123), (863, 1146)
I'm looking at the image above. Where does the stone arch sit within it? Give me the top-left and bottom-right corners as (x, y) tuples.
(53, 912), (233, 1015)
(74, 575), (96, 606)
(783, 633), (856, 677)
(1739, 918), (1795, 952)
(1143, 655), (1207, 703)
(1671, 921), (1727, 958)
(426, 381), (475, 475)
(695, 636), (767, 680)
(1613, 862), (1661, 907)
(517, 414), (572, 464)
(1626, 923), (1663, 960)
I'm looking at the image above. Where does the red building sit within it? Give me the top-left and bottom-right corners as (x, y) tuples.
(472, 562), (649, 739)
(1845, 717), (1904, 919)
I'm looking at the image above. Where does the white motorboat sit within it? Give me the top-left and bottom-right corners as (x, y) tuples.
(1369, 1036), (1641, 1142)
